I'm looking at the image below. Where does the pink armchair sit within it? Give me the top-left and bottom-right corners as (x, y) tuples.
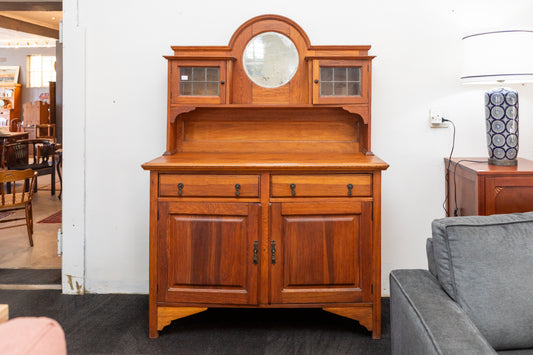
(0, 316), (66, 354)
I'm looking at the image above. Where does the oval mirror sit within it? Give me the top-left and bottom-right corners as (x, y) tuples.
(242, 32), (299, 88)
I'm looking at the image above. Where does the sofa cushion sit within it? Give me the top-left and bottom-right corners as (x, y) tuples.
(431, 212), (533, 351)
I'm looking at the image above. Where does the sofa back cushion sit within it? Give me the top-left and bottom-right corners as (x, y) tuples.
(431, 212), (533, 351)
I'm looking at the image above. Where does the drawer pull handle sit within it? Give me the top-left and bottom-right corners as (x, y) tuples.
(290, 183), (296, 196)
(235, 183), (241, 196)
(253, 240), (258, 264)
(177, 182), (184, 196)
(271, 240), (276, 264)
(347, 183), (353, 196)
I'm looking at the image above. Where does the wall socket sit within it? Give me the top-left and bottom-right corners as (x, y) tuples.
(429, 110), (448, 128)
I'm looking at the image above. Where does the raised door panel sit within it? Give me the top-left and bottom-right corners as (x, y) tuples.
(270, 201), (372, 304)
(485, 176), (533, 215)
(158, 202), (259, 305)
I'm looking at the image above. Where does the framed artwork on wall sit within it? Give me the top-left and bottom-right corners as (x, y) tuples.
(0, 66), (20, 84)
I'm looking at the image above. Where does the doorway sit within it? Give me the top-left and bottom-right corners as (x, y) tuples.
(0, 2), (63, 289)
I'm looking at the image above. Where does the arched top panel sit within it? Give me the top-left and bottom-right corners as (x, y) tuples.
(228, 14), (312, 50)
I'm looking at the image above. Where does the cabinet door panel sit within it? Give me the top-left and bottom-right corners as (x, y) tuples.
(158, 202), (259, 305)
(284, 215), (357, 286)
(270, 201), (372, 304)
(485, 176), (533, 215)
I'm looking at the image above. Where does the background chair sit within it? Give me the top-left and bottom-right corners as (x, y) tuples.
(36, 124), (56, 142)
(9, 118), (22, 132)
(4, 139), (56, 196)
(0, 169), (37, 246)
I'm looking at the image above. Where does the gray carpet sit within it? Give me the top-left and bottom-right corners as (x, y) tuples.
(0, 289), (390, 354)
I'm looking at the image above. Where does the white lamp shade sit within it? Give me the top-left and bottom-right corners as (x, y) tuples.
(461, 30), (533, 84)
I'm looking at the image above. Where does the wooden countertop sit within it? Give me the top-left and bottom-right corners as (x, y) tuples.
(445, 157), (533, 175)
(142, 153), (389, 172)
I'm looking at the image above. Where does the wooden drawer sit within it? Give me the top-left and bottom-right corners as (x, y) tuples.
(271, 174), (372, 197)
(159, 174), (259, 197)
(0, 109), (11, 118)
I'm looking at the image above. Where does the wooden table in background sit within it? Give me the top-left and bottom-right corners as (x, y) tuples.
(445, 157), (533, 216)
(0, 131), (29, 145)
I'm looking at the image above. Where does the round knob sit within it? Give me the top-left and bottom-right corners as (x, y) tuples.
(314, 79), (319, 84)
(220, 80), (225, 85)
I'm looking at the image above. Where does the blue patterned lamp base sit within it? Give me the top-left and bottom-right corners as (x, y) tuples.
(485, 87), (519, 166)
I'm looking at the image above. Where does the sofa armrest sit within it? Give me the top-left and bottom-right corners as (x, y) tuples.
(390, 269), (496, 355)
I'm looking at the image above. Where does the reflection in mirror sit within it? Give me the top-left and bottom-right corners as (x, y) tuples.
(243, 32), (299, 88)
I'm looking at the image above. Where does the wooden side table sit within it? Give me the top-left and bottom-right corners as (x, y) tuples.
(445, 157), (533, 216)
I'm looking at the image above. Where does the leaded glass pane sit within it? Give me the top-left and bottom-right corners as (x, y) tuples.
(319, 66), (361, 97)
(178, 67), (219, 96)
(321, 67), (333, 81)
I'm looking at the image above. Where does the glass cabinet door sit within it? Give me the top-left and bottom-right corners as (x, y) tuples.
(178, 67), (220, 97)
(319, 67), (361, 97)
(312, 60), (369, 104)
(170, 60), (227, 104)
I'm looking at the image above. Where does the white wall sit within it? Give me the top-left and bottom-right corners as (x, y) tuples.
(62, 0), (533, 294)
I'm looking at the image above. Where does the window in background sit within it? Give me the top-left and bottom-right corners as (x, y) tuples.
(27, 55), (56, 88)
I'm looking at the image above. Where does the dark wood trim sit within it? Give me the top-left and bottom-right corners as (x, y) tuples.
(0, 2), (62, 11)
(0, 15), (59, 39)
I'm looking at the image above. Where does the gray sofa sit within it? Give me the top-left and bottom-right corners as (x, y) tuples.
(390, 212), (533, 355)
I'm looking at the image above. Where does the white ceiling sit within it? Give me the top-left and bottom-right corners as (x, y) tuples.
(0, 10), (62, 47)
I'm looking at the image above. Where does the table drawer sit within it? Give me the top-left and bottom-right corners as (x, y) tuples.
(0, 110), (11, 118)
(159, 174), (259, 197)
(271, 174), (372, 197)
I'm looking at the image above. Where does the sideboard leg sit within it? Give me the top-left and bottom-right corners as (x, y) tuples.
(156, 306), (208, 335)
(323, 306), (380, 338)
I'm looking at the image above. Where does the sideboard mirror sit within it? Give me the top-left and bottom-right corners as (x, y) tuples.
(242, 31), (299, 88)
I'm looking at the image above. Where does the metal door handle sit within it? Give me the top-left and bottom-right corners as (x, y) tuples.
(253, 241), (258, 264)
(271, 240), (276, 264)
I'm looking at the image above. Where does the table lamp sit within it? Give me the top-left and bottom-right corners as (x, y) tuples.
(461, 30), (533, 166)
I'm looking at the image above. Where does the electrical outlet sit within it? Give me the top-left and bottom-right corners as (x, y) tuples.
(429, 110), (448, 128)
